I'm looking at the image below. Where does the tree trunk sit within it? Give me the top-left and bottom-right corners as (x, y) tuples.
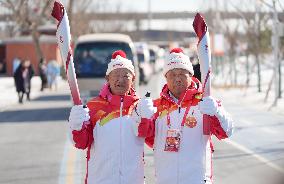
(245, 52), (250, 87)
(31, 23), (43, 62)
(278, 57), (282, 98)
(255, 54), (261, 92)
(233, 55), (237, 86)
(264, 71), (275, 103)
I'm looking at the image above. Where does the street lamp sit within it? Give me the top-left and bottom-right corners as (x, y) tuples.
(147, 0), (152, 30)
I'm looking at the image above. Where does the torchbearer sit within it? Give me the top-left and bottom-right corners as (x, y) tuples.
(52, 1), (156, 184)
(145, 13), (234, 184)
(68, 50), (156, 184)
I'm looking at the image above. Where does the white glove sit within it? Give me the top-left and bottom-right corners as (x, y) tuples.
(68, 105), (90, 130)
(198, 96), (218, 116)
(137, 97), (157, 119)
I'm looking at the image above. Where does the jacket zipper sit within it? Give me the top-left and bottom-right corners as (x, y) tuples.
(119, 97), (123, 184)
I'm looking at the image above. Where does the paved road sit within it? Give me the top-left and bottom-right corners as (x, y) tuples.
(0, 84), (72, 184)
(0, 73), (283, 184)
(142, 72), (284, 184)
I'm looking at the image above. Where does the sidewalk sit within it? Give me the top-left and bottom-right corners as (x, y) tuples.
(212, 65), (284, 116)
(0, 76), (66, 111)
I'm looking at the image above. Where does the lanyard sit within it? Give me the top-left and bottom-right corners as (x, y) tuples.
(166, 101), (192, 129)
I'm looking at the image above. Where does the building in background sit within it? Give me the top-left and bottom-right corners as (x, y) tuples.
(3, 35), (62, 76)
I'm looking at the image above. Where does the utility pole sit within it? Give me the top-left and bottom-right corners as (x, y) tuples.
(147, 0), (152, 30)
(272, 0), (280, 104)
(255, 0), (261, 92)
(273, 0), (281, 98)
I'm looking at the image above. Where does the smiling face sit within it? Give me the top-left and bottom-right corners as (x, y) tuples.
(106, 68), (135, 96)
(165, 68), (192, 99)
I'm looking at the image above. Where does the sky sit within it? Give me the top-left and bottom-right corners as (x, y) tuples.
(111, 0), (283, 12)
(108, 0), (230, 31)
(99, 0), (211, 31)
(59, 0), (283, 32)
(90, 0), (283, 31)
(113, 0), (204, 12)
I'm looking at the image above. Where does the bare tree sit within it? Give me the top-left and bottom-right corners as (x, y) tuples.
(229, 0), (272, 92)
(66, 0), (94, 37)
(0, 0), (53, 62)
(66, 0), (128, 39)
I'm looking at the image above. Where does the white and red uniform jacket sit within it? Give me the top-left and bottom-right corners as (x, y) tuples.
(146, 78), (234, 184)
(71, 84), (153, 184)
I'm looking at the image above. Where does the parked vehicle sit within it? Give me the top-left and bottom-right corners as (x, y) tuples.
(134, 42), (153, 84)
(149, 44), (165, 73)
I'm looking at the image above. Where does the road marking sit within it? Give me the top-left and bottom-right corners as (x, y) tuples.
(225, 139), (284, 174)
(66, 145), (76, 184)
(58, 137), (77, 184)
(260, 127), (277, 134)
(75, 150), (83, 184)
(239, 118), (252, 126)
(58, 138), (69, 184)
(240, 118), (278, 134)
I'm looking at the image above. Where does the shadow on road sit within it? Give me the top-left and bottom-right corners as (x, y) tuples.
(214, 147), (284, 160)
(233, 122), (284, 133)
(0, 107), (69, 123)
(33, 94), (71, 102)
(0, 94), (70, 123)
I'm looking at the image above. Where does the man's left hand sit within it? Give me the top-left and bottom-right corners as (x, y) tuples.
(198, 96), (218, 116)
(137, 97), (157, 119)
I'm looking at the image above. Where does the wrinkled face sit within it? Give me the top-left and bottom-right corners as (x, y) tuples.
(165, 68), (192, 99)
(106, 68), (135, 96)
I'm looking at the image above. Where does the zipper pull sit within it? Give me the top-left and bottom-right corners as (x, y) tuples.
(178, 105), (181, 113)
(120, 97), (123, 117)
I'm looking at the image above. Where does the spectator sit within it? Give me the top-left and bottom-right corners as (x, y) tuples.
(12, 57), (21, 74)
(39, 58), (48, 91)
(47, 60), (60, 90)
(14, 60), (34, 103)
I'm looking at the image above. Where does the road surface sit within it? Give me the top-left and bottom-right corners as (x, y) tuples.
(0, 72), (283, 184)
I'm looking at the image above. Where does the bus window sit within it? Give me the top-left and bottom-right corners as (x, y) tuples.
(74, 42), (134, 78)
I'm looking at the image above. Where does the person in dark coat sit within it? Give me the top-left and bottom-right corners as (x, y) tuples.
(190, 56), (201, 82)
(14, 60), (34, 103)
(39, 58), (47, 91)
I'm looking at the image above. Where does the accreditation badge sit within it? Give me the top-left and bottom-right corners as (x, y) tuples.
(164, 129), (181, 152)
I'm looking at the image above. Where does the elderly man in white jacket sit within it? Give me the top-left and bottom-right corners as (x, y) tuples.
(68, 50), (156, 184)
(145, 48), (234, 184)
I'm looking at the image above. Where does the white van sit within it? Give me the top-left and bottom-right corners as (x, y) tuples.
(148, 44), (165, 73)
(134, 42), (153, 84)
(73, 33), (139, 104)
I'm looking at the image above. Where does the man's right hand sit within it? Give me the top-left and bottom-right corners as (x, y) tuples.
(137, 97), (157, 119)
(68, 105), (90, 130)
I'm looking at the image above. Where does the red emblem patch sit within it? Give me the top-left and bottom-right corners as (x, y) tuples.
(185, 116), (197, 128)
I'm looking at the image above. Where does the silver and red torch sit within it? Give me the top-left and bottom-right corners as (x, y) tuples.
(51, 1), (82, 105)
(193, 13), (212, 135)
